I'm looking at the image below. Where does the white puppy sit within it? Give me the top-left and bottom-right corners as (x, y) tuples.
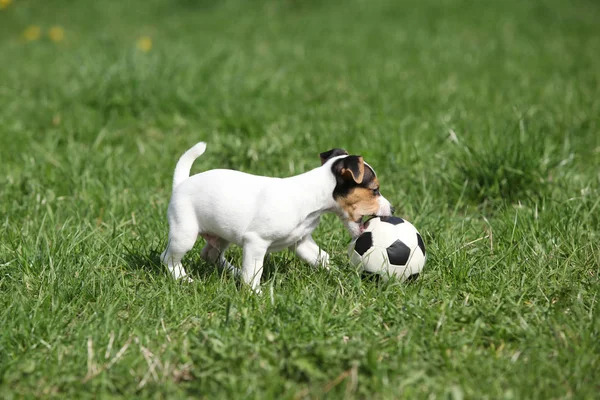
(161, 143), (394, 291)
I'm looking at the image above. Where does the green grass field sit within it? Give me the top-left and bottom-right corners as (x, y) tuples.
(1, 0), (599, 398)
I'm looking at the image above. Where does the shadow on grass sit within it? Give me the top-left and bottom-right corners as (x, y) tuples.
(121, 244), (288, 290)
(122, 245), (342, 292)
(122, 246), (219, 281)
(361, 271), (421, 283)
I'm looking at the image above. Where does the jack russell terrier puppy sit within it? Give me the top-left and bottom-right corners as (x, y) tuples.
(161, 142), (394, 291)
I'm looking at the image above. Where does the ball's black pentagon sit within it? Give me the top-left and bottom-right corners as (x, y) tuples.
(386, 239), (411, 265)
(379, 216), (405, 225)
(416, 233), (426, 256)
(406, 273), (420, 282)
(354, 232), (373, 256)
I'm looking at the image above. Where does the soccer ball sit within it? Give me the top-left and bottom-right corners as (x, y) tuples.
(348, 216), (426, 281)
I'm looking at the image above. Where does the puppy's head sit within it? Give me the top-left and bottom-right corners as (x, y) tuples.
(320, 148), (394, 238)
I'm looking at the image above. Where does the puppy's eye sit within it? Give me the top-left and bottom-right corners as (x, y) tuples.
(372, 188), (380, 196)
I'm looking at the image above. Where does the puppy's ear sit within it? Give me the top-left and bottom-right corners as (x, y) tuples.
(333, 155), (364, 184)
(320, 148), (349, 165)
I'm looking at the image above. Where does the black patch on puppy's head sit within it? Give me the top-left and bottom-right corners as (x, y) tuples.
(332, 155), (365, 185)
(331, 157), (378, 198)
(320, 148), (349, 165)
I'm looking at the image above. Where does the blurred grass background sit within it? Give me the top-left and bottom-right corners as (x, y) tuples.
(1, 0), (599, 398)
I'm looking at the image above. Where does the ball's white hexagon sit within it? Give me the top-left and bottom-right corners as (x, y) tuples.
(348, 241), (389, 274)
(387, 262), (420, 281)
(360, 246), (390, 274)
(407, 247), (426, 273)
(365, 218), (398, 248)
(393, 221), (419, 250)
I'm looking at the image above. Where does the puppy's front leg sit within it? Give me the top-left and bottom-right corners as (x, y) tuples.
(293, 236), (330, 270)
(241, 238), (269, 293)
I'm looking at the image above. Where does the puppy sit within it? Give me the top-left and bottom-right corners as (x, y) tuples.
(161, 143), (394, 291)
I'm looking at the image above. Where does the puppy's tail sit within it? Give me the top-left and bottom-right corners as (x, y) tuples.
(172, 142), (207, 189)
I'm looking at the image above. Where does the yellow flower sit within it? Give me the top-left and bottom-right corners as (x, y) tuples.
(136, 36), (152, 52)
(23, 25), (41, 41)
(48, 26), (65, 42)
(0, 0), (13, 10)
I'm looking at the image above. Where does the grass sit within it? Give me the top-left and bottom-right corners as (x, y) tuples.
(1, 0), (599, 398)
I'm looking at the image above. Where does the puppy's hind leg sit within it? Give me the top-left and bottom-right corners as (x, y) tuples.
(200, 236), (240, 277)
(293, 235), (330, 270)
(161, 224), (198, 281)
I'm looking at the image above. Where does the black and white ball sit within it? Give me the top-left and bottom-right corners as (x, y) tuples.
(348, 216), (426, 281)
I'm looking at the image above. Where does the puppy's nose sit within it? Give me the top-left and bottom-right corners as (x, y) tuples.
(390, 206), (396, 215)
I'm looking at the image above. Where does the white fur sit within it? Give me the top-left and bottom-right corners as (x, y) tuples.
(172, 142), (206, 188)
(161, 142), (392, 292)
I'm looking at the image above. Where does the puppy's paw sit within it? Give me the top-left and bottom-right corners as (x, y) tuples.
(318, 251), (331, 271)
(253, 286), (263, 295)
(176, 275), (193, 283)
